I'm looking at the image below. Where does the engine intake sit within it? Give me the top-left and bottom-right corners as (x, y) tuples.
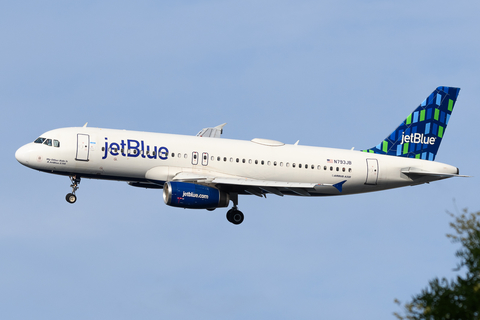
(163, 181), (230, 209)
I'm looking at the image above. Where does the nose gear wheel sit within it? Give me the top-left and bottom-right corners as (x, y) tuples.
(66, 176), (81, 204)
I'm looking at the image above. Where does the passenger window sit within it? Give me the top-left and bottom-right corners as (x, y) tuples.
(211, 156), (214, 161)
(342, 167), (345, 172)
(230, 157), (233, 162)
(217, 156), (220, 161)
(224, 157), (227, 162)
(242, 159), (245, 163)
(34, 137), (46, 144)
(311, 165), (314, 169)
(324, 166), (327, 170)
(349, 168), (352, 173)
(274, 161), (277, 166)
(53, 140), (60, 147)
(236, 158), (239, 163)
(261, 160), (264, 165)
(299, 164), (302, 168)
(336, 167), (339, 171)
(249, 159), (252, 164)
(255, 160), (258, 164)
(172, 153), (175, 157)
(306, 164), (308, 169)
(178, 153), (181, 158)
(330, 166), (333, 171)
(293, 163), (296, 168)
(317, 165), (321, 170)
(184, 154), (187, 158)
(267, 161), (271, 166)
(286, 162), (290, 167)
(280, 162), (283, 167)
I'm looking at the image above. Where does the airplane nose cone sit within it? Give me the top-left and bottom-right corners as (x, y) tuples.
(15, 145), (30, 166)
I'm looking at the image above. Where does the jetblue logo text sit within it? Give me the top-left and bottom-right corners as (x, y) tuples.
(400, 132), (436, 145)
(102, 138), (169, 160)
(183, 191), (209, 199)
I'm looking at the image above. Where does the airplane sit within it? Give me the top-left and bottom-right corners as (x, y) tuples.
(15, 86), (466, 225)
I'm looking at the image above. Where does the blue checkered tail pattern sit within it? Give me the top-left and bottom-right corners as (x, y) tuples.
(362, 86), (460, 161)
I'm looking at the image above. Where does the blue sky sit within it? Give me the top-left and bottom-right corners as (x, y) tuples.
(2, 1), (480, 319)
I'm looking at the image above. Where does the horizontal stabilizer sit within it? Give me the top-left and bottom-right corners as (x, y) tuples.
(401, 168), (469, 178)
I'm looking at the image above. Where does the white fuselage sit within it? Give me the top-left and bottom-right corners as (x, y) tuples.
(15, 127), (459, 197)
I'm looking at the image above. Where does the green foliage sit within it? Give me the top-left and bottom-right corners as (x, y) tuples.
(394, 210), (480, 320)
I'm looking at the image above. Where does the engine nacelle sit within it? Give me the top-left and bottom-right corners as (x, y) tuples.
(163, 181), (230, 209)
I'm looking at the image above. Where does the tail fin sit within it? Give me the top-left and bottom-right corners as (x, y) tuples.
(362, 86), (460, 161)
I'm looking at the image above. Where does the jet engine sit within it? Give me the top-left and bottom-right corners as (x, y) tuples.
(163, 181), (230, 209)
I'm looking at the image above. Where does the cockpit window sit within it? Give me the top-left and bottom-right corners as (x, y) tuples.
(34, 137), (60, 147)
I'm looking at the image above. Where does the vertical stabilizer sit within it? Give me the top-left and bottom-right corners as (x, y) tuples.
(362, 86), (460, 161)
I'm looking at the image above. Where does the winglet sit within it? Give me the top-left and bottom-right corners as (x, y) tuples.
(197, 123), (227, 138)
(333, 180), (347, 192)
(214, 123), (227, 132)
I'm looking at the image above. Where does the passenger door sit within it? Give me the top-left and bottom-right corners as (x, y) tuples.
(365, 159), (378, 185)
(76, 134), (90, 161)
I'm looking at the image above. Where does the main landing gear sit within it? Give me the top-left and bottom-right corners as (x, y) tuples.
(66, 176), (81, 204)
(226, 207), (244, 225)
(226, 193), (244, 225)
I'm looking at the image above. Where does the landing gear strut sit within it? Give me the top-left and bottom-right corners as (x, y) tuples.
(66, 176), (81, 204)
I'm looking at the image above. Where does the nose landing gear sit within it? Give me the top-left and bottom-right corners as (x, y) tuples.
(66, 176), (81, 204)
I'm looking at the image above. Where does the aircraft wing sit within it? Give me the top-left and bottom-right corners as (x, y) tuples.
(171, 171), (346, 196)
(196, 123), (227, 138)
